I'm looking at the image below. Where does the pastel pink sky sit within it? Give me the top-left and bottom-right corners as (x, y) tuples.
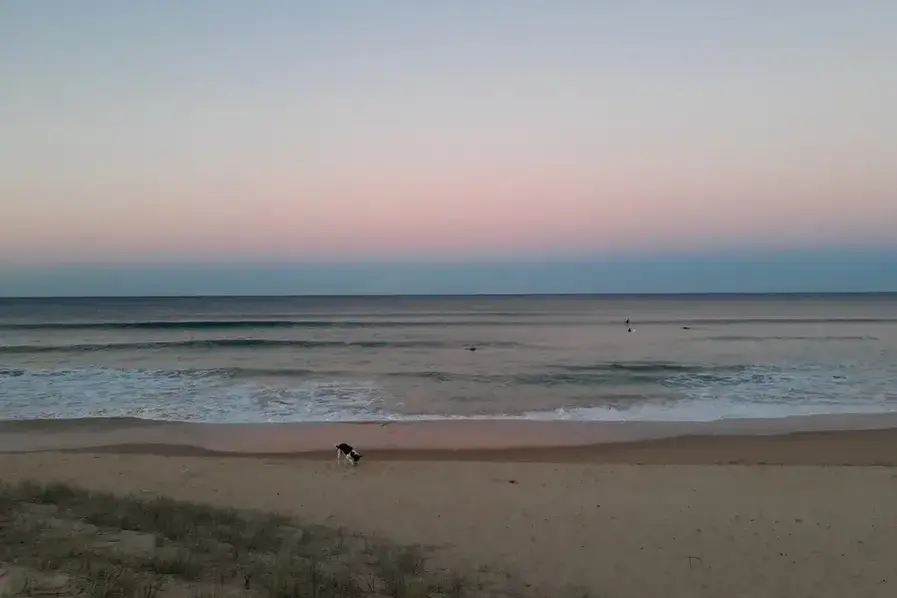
(1, 1), (896, 265)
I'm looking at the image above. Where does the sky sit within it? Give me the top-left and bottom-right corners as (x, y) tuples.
(1, 1), (896, 295)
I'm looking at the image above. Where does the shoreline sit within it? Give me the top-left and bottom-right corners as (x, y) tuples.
(3, 414), (897, 465)
(20, 427), (897, 466)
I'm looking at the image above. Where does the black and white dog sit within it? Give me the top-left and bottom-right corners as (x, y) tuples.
(335, 442), (363, 466)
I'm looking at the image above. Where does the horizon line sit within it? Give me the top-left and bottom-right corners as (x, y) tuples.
(2, 291), (896, 301)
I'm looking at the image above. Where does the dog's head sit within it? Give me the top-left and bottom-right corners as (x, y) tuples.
(349, 451), (363, 463)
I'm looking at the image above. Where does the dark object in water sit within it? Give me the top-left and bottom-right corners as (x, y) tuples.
(467, 346), (477, 352)
(682, 326), (691, 330)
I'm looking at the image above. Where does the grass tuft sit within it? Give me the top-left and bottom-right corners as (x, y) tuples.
(0, 479), (526, 597)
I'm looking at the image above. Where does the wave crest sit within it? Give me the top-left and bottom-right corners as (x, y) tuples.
(0, 339), (520, 354)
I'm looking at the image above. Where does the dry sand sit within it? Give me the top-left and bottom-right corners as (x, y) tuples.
(2, 427), (897, 597)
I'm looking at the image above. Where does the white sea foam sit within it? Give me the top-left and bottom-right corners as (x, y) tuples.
(2, 364), (897, 424)
(518, 398), (897, 423)
(0, 367), (386, 423)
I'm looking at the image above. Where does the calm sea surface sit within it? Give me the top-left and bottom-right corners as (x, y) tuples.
(1, 295), (896, 423)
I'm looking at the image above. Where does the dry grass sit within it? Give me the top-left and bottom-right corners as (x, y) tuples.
(0, 480), (526, 598)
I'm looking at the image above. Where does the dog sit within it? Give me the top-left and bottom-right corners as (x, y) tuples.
(335, 442), (363, 466)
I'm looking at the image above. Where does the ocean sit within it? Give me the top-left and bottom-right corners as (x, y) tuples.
(1, 294), (896, 424)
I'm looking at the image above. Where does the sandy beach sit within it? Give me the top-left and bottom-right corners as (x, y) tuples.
(1, 424), (896, 597)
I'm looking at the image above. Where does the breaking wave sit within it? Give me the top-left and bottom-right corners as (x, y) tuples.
(2, 362), (896, 424)
(2, 316), (896, 331)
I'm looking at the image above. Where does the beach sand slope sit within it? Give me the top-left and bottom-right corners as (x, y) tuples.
(1, 447), (895, 597)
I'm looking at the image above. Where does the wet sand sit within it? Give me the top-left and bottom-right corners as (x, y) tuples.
(4, 412), (897, 456)
(2, 423), (897, 596)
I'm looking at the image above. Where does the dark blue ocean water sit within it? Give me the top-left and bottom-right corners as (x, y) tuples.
(1, 295), (896, 423)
